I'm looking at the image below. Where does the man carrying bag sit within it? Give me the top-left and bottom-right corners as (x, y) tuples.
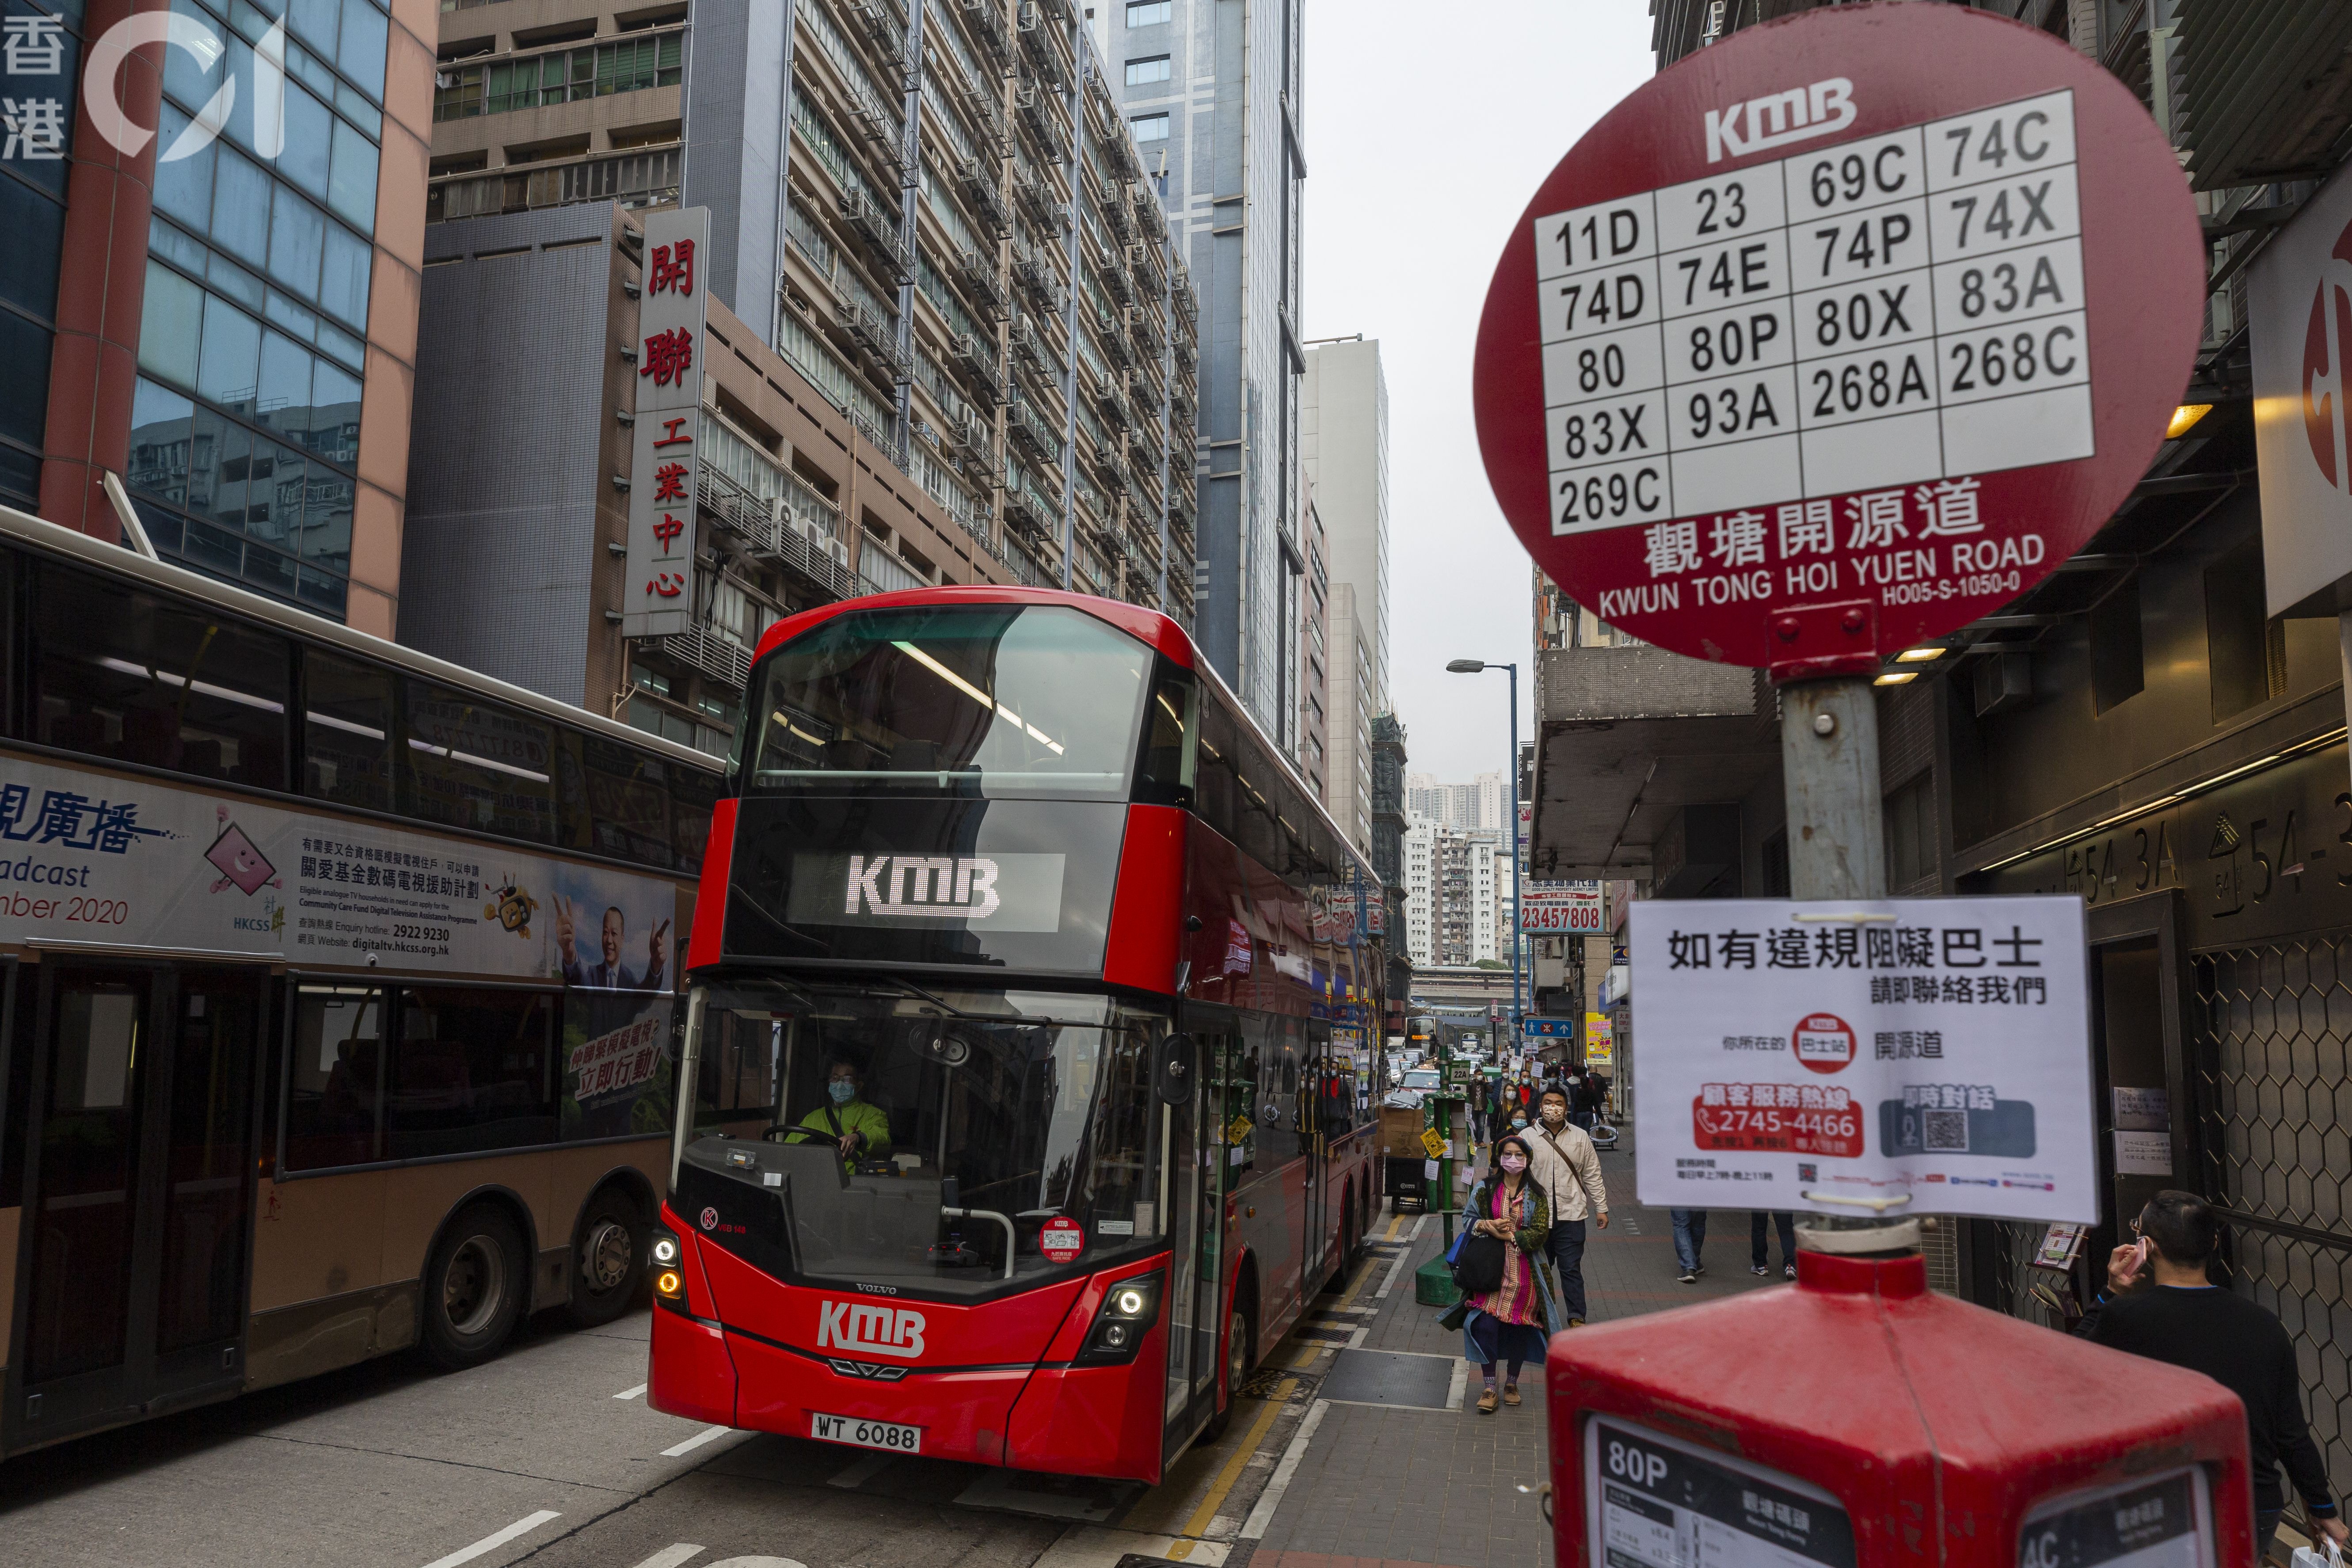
(1525, 1087), (1610, 1326)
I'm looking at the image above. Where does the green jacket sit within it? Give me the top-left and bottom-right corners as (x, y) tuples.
(795, 1098), (892, 1168)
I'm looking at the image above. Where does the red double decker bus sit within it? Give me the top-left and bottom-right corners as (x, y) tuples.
(646, 587), (1386, 1482)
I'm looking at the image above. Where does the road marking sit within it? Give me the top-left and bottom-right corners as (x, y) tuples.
(420, 1511), (562, 1568)
(661, 1424), (735, 1458)
(1346, 1324), (1368, 1349)
(613, 1383), (648, 1400)
(1446, 1360), (1468, 1411)
(827, 1451), (896, 1488)
(1175, 1377), (1294, 1542)
(1374, 1214), (1429, 1300)
(1239, 1397), (1329, 1539)
(627, 1549), (705, 1568)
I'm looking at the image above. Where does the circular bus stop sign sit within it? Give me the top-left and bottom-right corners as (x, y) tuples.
(1473, 3), (2204, 675)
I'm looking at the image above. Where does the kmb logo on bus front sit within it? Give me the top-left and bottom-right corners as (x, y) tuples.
(818, 1300), (928, 1359)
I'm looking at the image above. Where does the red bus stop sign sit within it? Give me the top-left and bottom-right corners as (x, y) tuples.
(1473, 3), (2204, 676)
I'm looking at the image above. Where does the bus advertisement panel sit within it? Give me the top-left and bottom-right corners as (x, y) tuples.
(0, 754), (688, 981)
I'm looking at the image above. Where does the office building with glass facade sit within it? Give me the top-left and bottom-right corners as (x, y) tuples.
(16, 0), (430, 637)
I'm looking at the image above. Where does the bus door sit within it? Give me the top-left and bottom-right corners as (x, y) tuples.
(1165, 1003), (1233, 1454)
(9, 962), (266, 1446)
(1302, 1019), (1331, 1286)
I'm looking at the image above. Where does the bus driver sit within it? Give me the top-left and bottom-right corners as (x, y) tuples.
(792, 1057), (893, 1170)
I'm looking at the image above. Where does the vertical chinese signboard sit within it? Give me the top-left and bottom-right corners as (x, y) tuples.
(624, 206), (712, 639)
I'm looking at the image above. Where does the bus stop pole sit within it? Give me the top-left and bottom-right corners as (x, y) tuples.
(1779, 676), (1899, 1234)
(1779, 677), (1886, 902)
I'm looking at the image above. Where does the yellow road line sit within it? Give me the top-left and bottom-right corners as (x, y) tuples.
(1176, 1376), (1296, 1541)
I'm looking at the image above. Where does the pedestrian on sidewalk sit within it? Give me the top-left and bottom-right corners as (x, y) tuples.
(1671, 1209), (1707, 1283)
(1447, 1133), (1554, 1415)
(1751, 1211), (1796, 1278)
(1527, 1088), (1609, 1326)
(2076, 1191), (2347, 1559)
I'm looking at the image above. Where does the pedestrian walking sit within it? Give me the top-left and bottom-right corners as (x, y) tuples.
(1750, 1211), (1796, 1278)
(1571, 1069), (1602, 1131)
(2076, 1191), (2347, 1559)
(1671, 1208), (1707, 1283)
(1527, 1087), (1609, 1326)
(1444, 1133), (1556, 1414)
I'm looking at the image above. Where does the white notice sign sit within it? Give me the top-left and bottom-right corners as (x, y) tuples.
(1629, 896), (2094, 1221)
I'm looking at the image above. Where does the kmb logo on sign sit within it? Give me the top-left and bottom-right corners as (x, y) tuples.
(818, 1301), (927, 1360)
(1705, 76), (1856, 163)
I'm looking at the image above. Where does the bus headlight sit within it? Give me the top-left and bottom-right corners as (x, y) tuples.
(651, 1227), (686, 1307)
(1075, 1271), (1164, 1366)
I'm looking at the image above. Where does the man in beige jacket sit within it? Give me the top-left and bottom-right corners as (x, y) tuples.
(1527, 1087), (1609, 1325)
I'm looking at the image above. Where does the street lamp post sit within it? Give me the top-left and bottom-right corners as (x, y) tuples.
(1446, 659), (1522, 1055)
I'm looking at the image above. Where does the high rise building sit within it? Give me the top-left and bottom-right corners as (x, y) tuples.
(1297, 483), (1328, 801)
(26, 0), (432, 638)
(1098, 0), (1305, 746)
(1302, 337), (1388, 850)
(405, 0), (1198, 748)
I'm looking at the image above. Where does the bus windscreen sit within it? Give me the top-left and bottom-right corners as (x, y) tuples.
(740, 605), (1153, 799)
(680, 982), (1167, 1294)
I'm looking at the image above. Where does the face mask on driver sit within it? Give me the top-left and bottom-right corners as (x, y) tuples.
(828, 1079), (857, 1104)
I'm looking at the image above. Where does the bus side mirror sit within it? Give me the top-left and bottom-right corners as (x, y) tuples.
(1157, 1032), (1197, 1106)
(940, 1176), (961, 1212)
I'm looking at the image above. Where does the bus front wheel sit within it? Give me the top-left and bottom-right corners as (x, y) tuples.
(1199, 1304), (1254, 1443)
(420, 1205), (526, 1371)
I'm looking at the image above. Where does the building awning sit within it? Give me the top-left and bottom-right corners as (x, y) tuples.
(2179, 0), (2352, 190)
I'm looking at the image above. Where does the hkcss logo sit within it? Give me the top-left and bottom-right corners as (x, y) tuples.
(818, 1301), (927, 1360)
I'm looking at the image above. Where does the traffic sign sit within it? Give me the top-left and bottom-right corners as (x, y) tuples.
(1473, 3), (2203, 675)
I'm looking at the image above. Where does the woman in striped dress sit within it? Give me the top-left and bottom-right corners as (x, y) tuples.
(1462, 1133), (1553, 1413)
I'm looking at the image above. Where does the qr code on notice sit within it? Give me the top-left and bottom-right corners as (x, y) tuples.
(1923, 1109), (1971, 1152)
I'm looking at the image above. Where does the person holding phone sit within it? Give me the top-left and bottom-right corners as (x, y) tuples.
(2077, 1190), (2346, 1559)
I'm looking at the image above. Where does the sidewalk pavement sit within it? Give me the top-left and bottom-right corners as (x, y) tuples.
(1234, 1146), (1794, 1568)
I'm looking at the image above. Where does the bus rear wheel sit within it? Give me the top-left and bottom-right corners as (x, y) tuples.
(420, 1205), (526, 1371)
(563, 1188), (647, 1330)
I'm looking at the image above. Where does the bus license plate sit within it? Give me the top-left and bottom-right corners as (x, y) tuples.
(811, 1412), (922, 1454)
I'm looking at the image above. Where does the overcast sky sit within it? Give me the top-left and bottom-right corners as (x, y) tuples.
(1301, 2), (1655, 786)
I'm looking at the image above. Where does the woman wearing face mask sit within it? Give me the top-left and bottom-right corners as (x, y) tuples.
(1455, 1134), (1553, 1413)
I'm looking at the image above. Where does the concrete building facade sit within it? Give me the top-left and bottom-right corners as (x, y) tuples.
(408, 0), (1198, 751)
(1303, 337), (1388, 853)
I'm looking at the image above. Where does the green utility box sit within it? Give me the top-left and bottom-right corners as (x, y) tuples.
(1416, 1256), (1461, 1307)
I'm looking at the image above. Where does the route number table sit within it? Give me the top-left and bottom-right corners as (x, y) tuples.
(1541, 89), (2086, 537)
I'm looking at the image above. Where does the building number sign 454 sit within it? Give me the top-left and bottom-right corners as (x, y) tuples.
(1537, 88), (2089, 538)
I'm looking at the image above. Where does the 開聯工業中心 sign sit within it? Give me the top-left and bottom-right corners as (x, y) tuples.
(1473, 4), (2203, 674)
(1629, 897), (2093, 1222)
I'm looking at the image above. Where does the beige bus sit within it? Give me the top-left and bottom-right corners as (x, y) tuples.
(0, 505), (723, 1454)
